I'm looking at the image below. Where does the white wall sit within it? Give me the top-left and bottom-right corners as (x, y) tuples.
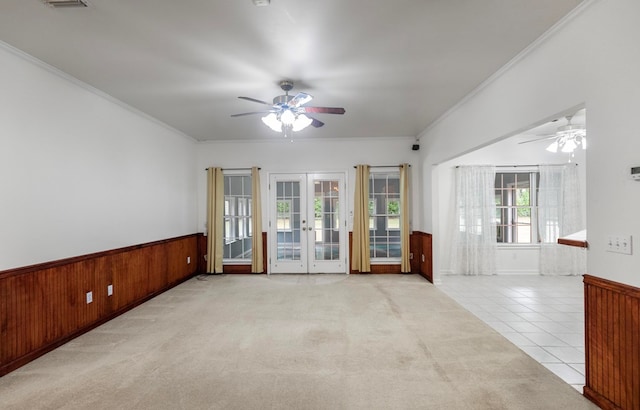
(436, 133), (587, 275)
(419, 0), (640, 287)
(195, 137), (422, 236)
(0, 43), (198, 271)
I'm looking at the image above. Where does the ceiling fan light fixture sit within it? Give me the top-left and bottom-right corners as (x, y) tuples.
(261, 113), (282, 132)
(546, 140), (559, 153)
(292, 114), (313, 132)
(232, 80), (345, 137)
(561, 138), (577, 153)
(280, 109), (296, 126)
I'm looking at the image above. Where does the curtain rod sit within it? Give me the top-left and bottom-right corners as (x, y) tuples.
(455, 164), (578, 168)
(204, 167), (261, 171)
(353, 165), (411, 168)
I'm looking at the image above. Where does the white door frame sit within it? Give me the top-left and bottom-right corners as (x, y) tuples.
(269, 172), (347, 274)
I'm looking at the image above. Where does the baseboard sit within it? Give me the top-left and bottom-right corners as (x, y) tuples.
(583, 386), (621, 410)
(495, 270), (540, 275)
(440, 271), (540, 276)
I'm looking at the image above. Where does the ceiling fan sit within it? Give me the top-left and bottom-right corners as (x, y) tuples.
(519, 114), (586, 153)
(231, 80), (345, 136)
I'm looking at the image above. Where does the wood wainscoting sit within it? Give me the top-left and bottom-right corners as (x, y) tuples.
(348, 231), (433, 282)
(583, 274), (640, 410)
(411, 231), (433, 283)
(0, 234), (199, 376)
(197, 232), (267, 274)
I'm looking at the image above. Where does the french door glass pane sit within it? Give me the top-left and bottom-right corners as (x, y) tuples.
(276, 181), (301, 261)
(313, 179), (340, 261)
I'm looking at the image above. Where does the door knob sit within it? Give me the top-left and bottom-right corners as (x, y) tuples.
(301, 227), (307, 231)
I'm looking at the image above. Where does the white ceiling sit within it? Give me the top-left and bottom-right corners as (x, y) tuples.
(0, 0), (583, 142)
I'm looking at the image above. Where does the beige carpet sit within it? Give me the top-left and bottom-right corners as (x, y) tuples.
(0, 274), (597, 410)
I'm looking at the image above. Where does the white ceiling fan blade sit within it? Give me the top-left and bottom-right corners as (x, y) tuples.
(518, 135), (557, 144)
(237, 96), (274, 107)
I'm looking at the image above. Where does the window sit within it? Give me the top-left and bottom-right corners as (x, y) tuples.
(223, 174), (252, 261)
(369, 171), (401, 259)
(495, 171), (539, 244)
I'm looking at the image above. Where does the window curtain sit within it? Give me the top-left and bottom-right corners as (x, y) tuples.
(400, 164), (411, 273)
(450, 166), (497, 275)
(538, 164), (586, 275)
(352, 164), (370, 273)
(251, 167), (264, 273)
(206, 167), (224, 274)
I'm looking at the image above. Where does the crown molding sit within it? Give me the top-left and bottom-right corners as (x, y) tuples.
(0, 40), (197, 144)
(417, 0), (599, 142)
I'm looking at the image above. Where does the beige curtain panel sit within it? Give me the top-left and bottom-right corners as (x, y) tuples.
(352, 164), (371, 273)
(400, 163), (411, 273)
(206, 167), (224, 273)
(251, 166), (264, 273)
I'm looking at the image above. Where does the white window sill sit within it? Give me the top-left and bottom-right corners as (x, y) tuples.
(497, 244), (541, 250)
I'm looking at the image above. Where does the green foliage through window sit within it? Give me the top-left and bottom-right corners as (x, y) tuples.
(387, 200), (400, 215)
(516, 189), (530, 217)
(277, 201), (290, 213)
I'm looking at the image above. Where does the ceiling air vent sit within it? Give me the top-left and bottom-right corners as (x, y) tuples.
(42, 0), (88, 7)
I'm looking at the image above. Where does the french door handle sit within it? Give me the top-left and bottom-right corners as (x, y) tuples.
(301, 227), (307, 231)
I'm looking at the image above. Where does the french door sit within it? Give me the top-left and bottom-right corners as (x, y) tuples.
(269, 173), (346, 274)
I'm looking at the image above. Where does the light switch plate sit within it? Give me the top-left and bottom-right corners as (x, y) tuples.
(107, 284), (113, 296)
(606, 234), (633, 255)
(86, 291), (93, 304)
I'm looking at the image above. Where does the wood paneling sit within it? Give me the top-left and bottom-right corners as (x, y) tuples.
(0, 234), (198, 376)
(198, 232), (267, 274)
(583, 274), (640, 410)
(410, 233), (422, 274)
(347, 231), (433, 281)
(419, 232), (433, 283)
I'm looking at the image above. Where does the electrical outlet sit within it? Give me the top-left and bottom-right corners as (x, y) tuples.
(606, 234), (633, 255)
(86, 291), (93, 304)
(187, 256), (191, 264)
(107, 284), (113, 296)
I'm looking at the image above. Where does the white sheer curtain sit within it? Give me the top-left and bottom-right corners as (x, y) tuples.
(450, 166), (497, 275)
(538, 164), (586, 275)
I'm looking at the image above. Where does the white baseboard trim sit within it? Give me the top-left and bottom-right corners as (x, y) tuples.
(496, 270), (540, 275)
(439, 270), (540, 276)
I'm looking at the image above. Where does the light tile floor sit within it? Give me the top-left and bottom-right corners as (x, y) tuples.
(438, 275), (585, 392)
